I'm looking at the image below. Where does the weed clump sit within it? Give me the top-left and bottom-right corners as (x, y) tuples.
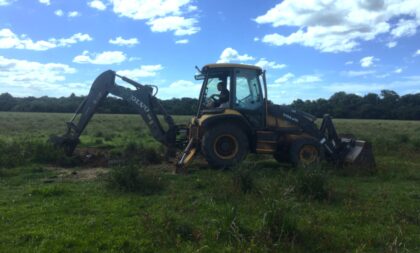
(94, 131), (104, 138)
(294, 169), (331, 201)
(30, 185), (66, 197)
(213, 206), (250, 245)
(0, 139), (70, 168)
(106, 166), (164, 195)
(259, 200), (299, 246)
(162, 216), (197, 242)
(121, 141), (162, 165)
(232, 167), (254, 194)
(395, 134), (410, 143)
(411, 138), (420, 150)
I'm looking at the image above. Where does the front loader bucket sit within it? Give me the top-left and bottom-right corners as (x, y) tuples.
(343, 139), (375, 169)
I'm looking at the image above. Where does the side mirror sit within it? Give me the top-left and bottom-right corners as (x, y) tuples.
(194, 74), (205, 80)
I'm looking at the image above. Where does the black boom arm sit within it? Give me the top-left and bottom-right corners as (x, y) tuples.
(51, 70), (177, 155)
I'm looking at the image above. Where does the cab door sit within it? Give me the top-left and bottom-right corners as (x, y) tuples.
(233, 68), (264, 128)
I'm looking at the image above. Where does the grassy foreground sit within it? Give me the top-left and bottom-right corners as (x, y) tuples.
(0, 112), (419, 252)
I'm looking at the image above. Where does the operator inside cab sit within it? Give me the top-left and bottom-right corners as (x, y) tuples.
(200, 70), (231, 109)
(206, 80), (230, 108)
(214, 81), (229, 107)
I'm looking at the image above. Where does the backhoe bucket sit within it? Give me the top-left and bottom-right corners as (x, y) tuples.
(49, 135), (79, 156)
(343, 139), (375, 169)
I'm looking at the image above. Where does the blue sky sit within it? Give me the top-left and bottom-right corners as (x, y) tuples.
(0, 0), (419, 104)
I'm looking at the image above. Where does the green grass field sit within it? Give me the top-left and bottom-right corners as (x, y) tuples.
(0, 112), (419, 252)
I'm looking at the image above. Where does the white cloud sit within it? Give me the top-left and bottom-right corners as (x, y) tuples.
(342, 70), (376, 77)
(376, 73), (390, 78)
(187, 5), (197, 12)
(294, 75), (322, 84)
(54, 9), (64, 16)
(217, 48), (255, 63)
(109, 0), (200, 36)
(387, 41), (397, 48)
(255, 58), (286, 70)
(272, 72), (321, 86)
(391, 19), (418, 38)
(73, 51), (126, 65)
(159, 80), (201, 99)
(255, 0), (420, 53)
(175, 39), (189, 44)
(39, 0), (50, 6)
(128, 56), (141, 61)
(58, 33), (93, 46)
(0, 56), (76, 94)
(109, 36), (139, 46)
(269, 75), (420, 104)
(323, 76), (420, 98)
(68, 11), (81, 18)
(0, 0), (14, 6)
(273, 73), (295, 84)
(117, 65), (163, 78)
(345, 61), (353, 65)
(360, 56), (377, 68)
(414, 49), (420, 56)
(110, 0), (191, 20)
(324, 83), (387, 94)
(0, 29), (92, 51)
(147, 16), (200, 36)
(88, 0), (106, 11)
(394, 68), (403, 74)
(55, 10), (82, 18)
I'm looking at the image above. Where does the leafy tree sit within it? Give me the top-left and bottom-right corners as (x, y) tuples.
(0, 91), (419, 120)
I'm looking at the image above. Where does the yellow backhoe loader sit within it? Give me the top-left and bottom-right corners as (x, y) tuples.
(51, 63), (375, 172)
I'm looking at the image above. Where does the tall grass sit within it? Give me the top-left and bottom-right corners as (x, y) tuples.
(0, 139), (71, 168)
(106, 166), (164, 195)
(294, 168), (332, 201)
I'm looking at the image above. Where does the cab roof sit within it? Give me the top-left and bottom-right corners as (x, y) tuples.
(202, 63), (262, 72)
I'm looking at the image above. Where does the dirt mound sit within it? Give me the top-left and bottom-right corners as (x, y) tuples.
(44, 167), (109, 182)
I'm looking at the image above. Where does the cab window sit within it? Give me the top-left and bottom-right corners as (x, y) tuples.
(234, 69), (262, 110)
(201, 71), (231, 109)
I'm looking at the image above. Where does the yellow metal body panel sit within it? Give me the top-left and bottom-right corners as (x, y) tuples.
(266, 115), (297, 129)
(196, 109), (242, 126)
(255, 130), (277, 154)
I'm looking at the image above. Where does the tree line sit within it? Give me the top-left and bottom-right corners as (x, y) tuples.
(0, 90), (419, 120)
(0, 93), (198, 115)
(290, 90), (420, 120)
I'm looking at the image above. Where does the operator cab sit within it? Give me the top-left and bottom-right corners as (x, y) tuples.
(196, 64), (267, 127)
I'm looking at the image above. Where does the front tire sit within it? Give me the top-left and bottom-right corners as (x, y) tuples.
(201, 124), (249, 169)
(289, 138), (322, 168)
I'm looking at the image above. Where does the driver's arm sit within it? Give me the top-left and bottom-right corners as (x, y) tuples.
(219, 89), (229, 104)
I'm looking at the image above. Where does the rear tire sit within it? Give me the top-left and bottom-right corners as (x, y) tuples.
(201, 124), (249, 169)
(289, 138), (322, 168)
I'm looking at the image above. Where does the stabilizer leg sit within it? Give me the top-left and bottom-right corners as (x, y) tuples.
(175, 139), (197, 174)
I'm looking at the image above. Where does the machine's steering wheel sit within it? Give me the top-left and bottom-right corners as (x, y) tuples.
(209, 94), (220, 102)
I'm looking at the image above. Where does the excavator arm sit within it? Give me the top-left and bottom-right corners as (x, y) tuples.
(51, 70), (181, 157)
